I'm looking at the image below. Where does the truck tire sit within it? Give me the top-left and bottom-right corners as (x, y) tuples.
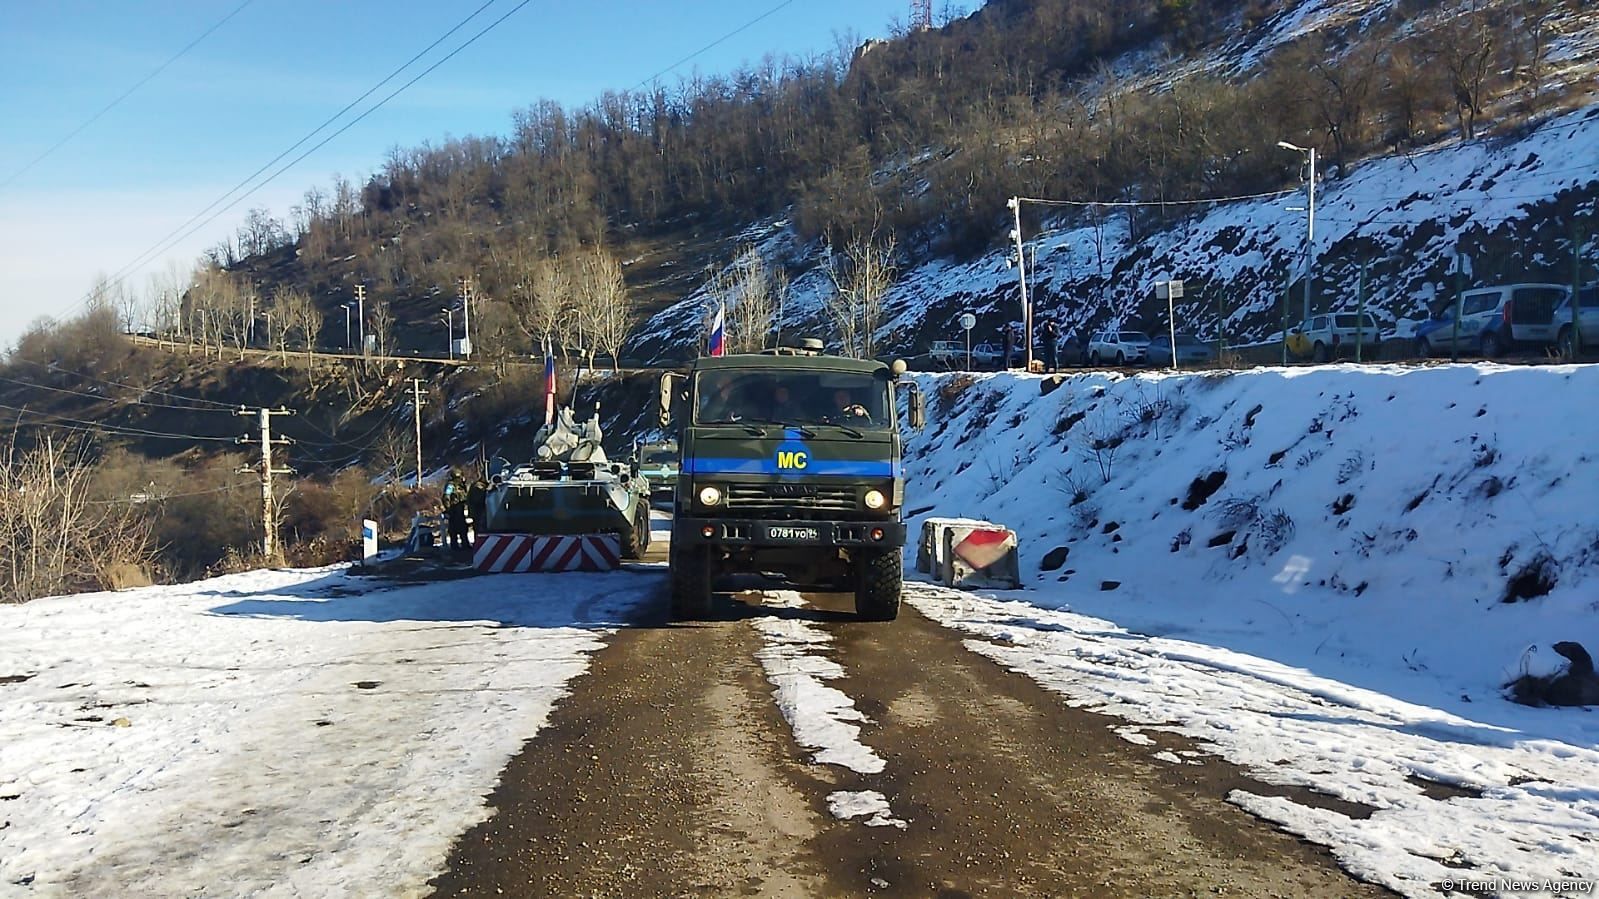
(1313, 341), (1329, 363)
(855, 548), (902, 621)
(670, 544), (714, 620)
(1480, 331), (1501, 358)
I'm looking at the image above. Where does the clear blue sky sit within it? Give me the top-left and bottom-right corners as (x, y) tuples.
(0, 0), (916, 344)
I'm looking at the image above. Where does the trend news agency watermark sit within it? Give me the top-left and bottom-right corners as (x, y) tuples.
(1437, 877), (1595, 896)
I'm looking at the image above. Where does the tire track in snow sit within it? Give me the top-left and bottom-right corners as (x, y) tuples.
(748, 591), (907, 829)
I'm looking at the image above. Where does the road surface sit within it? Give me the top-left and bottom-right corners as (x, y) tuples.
(427, 557), (1388, 897)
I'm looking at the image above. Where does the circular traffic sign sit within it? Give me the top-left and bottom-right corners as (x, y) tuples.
(959, 313), (976, 331)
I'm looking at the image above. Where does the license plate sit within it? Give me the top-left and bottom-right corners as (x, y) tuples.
(766, 525), (820, 542)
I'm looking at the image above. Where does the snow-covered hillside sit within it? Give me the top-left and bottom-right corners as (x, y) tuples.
(631, 101), (1598, 363)
(902, 362), (1599, 894)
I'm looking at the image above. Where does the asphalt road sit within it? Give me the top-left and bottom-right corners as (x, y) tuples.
(426, 566), (1390, 898)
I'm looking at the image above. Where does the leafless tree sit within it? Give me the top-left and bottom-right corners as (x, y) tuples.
(824, 233), (897, 358)
(272, 286), (319, 361)
(1429, 3), (1499, 140)
(706, 245), (776, 354)
(366, 296), (394, 357)
(0, 435), (156, 602)
(575, 246), (632, 370)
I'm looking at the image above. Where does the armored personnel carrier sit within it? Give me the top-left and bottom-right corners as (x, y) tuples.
(484, 404), (651, 559)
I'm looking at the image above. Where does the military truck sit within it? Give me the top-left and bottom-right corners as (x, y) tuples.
(657, 340), (925, 620)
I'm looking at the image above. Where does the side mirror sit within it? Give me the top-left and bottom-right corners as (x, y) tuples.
(909, 384), (926, 429)
(658, 372), (682, 427)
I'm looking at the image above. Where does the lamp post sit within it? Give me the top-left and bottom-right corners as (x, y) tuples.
(1006, 196), (1033, 372)
(1278, 141), (1316, 323)
(441, 307), (455, 361)
(342, 303), (354, 350)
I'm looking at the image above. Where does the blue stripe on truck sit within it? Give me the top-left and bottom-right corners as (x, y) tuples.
(682, 457), (896, 477)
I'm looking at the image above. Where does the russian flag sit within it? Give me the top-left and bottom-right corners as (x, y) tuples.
(543, 345), (556, 425)
(708, 302), (725, 357)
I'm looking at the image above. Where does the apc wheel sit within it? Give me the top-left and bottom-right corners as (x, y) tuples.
(670, 544), (714, 619)
(622, 505), (649, 560)
(1479, 331), (1501, 358)
(1312, 342), (1329, 363)
(855, 548), (903, 621)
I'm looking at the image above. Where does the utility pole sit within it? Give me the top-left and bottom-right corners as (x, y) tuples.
(1356, 259), (1368, 363)
(1006, 196), (1032, 372)
(236, 407), (294, 560)
(458, 276), (475, 357)
(354, 284), (367, 356)
(410, 378), (427, 489)
(1574, 221), (1585, 359)
(1277, 142), (1317, 321)
(1281, 267), (1292, 366)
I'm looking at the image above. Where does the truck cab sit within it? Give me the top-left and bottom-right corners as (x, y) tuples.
(658, 343), (924, 620)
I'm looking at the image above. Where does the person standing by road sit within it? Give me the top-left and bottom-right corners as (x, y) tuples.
(444, 470), (469, 551)
(1042, 320), (1060, 373)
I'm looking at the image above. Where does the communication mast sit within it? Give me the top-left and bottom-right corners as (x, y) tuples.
(911, 0), (932, 31)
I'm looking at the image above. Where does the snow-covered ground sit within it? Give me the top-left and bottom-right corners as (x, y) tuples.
(0, 566), (646, 897)
(903, 362), (1599, 895)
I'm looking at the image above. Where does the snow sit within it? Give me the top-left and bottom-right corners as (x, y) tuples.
(0, 566), (642, 897)
(750, 594), (886, 776)
(901, 362), (1599, 895)
(825, 790), (907, 829)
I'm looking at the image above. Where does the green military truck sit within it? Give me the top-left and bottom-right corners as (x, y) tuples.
(658, 340), (925, 620)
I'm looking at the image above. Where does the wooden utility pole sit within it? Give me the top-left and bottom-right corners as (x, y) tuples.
(237, 407), (294, 560)
(410, 378), (427, 489)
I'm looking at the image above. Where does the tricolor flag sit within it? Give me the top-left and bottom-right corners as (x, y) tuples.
(708, 302), (725, 357)
(543, 345), (556, 426)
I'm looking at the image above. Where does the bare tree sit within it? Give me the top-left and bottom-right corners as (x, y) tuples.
(706, 245), (776, 354)
(272, 286), (319, 361)
(1429, 3), (1499, 139)
(824, 233), (897, 358)
(575, 246), (633, 370)
(366, 296), (394, 357)
(0, 436), (156, 602)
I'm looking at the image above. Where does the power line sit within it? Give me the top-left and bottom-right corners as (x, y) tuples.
(0, 402), (240, 443)
(1017, 187), (1300, 208)
(0, 0), (255, 191)
(9, 358), (242, 410)
(631, 0), (798, 93)
(85, 482), (251, 506)
(0, 372), (234, 414)
(66, 0), (520, 322)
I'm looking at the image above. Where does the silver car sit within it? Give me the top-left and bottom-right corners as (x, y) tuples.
(1087, 330), (1151, 366)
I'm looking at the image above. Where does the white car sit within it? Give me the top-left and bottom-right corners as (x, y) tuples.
(1086, 330), (1151, 366)
(1287, 313), (1383, 362)
(1555, 283), (1598, 358)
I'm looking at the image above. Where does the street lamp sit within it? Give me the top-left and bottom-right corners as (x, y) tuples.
(1006, 196), (1033, 372)
(1278, 141), (1317, 323)
(441, 306), (455, 360)
(342, 303), (354, 350)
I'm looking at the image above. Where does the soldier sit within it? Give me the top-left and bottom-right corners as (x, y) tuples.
(466, 476), (488, 541)
(444, 470), (469, 551)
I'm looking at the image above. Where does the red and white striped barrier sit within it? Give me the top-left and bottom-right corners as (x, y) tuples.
(472, 533), (621, 573)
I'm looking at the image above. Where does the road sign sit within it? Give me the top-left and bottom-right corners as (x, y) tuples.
(959, 313), (976, 331)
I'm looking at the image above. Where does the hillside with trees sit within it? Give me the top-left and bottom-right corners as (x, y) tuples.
(3, 0), (1596, 596)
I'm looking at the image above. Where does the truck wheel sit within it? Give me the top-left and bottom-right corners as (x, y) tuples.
(1313, 342), (1328, 363)
(855, 548), (903, 621)
(670, 544), (714, 620)
(1479, 331), (1500, 358)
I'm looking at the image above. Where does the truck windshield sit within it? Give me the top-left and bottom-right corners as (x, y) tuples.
(695, 370), (891, 428)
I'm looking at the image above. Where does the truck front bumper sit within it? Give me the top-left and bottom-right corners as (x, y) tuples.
(676, 517), (906, 550)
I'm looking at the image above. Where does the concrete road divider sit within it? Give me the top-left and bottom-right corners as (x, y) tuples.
(916, 517), (1021, 589)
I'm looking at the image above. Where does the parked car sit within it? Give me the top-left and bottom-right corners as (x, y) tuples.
(928, 339), (973, 369)
(1555, 283), (1599, 358)
(1285, 313), (1383, 362)
(1414, 283), (1564, 358)
(1086, 330), (1151, 366)
(968, 342), (1004, 368)
(1147, 332), (1217, 366)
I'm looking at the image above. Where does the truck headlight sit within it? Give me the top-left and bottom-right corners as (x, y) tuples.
(697, 485), (723, 507)
(863, 488), (887, 510)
